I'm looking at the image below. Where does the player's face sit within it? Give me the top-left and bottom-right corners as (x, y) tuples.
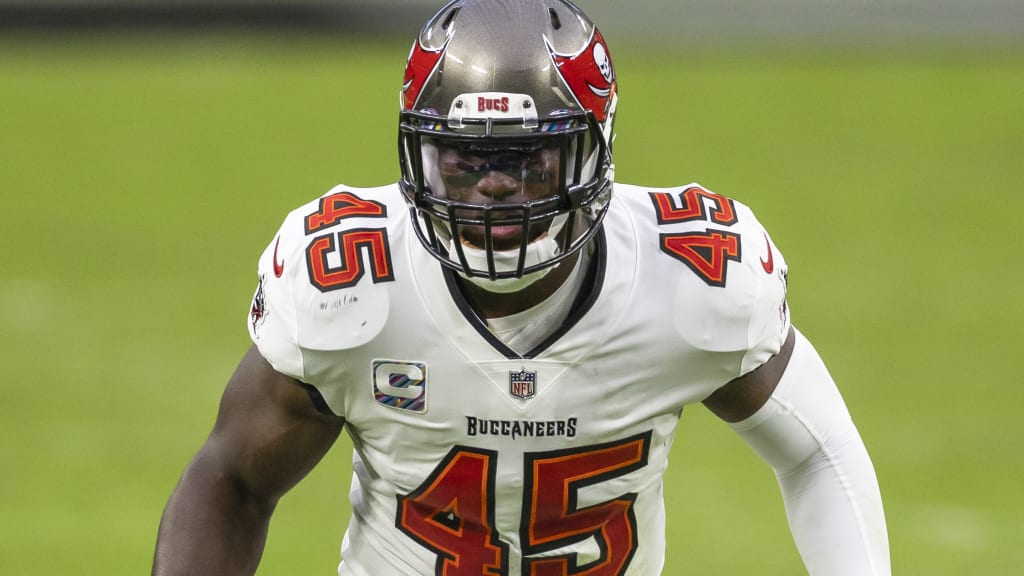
(435, 144), (561, 250)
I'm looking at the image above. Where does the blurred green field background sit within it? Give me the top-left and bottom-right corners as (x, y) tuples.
(1, 30), (1022, 575)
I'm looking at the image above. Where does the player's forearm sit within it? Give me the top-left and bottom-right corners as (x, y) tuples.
(152, 454), (275, 576)
(730, 329), (890, 575)
(774, 423), (889, 575)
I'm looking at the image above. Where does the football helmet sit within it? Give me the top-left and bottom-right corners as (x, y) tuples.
(398, 0), (617, 286)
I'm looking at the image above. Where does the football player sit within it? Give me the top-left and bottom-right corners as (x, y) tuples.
(153, 1), (890, 574)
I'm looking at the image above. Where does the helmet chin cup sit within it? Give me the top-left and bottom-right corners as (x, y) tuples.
(449, 213), (568, 292)
(455, 244), (558, 293)
(459, 267), (555, 293)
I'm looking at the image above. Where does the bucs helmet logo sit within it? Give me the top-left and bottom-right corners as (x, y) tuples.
(550, 30), (616, 122)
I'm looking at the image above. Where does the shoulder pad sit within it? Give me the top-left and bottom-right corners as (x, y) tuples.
(642, 184), (790, 376)
(248, 185), (401, 378)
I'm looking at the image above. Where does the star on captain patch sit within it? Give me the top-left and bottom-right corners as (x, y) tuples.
(509, 368), (537, 400)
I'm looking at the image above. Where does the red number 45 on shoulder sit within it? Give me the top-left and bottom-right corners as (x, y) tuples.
(649, 186), (741, 288)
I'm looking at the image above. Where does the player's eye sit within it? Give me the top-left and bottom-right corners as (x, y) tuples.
(443, 161), (489, 188)
(440, 149), (556, 189)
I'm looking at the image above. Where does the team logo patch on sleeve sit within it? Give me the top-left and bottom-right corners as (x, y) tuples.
(249, 274), (268, 336)
(509, 369), (537, 400)
(372, 360), (427, 413)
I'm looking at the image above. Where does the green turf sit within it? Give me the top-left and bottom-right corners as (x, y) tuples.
(1, 33), (1021, 575)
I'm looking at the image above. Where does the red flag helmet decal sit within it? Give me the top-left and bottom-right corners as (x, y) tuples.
(401, 37), (448, 111)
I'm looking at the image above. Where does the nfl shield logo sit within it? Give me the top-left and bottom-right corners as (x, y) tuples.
(509, 369), (537, 400)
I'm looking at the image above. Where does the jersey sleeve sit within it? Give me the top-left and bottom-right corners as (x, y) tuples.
(247, 212), (306, 381)
(665, 185), (791, 379)
(736, 210), (790, 375)
(245, 186), (398, 384)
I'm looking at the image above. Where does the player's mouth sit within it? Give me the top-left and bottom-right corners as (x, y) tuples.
(460, 224), (540, 252)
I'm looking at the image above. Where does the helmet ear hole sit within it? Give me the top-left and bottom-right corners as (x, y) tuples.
(548, 8), (562, 30)
(441, 7), (459, 30)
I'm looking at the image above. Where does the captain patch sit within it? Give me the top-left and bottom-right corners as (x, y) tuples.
(372, 360), (427, 413)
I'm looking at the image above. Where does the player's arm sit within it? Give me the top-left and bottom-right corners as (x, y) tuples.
(152, 345), (344, 576)
(702, 327), (891, 576)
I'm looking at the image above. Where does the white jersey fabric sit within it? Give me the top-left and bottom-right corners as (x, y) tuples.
(247, 181), (790, 576)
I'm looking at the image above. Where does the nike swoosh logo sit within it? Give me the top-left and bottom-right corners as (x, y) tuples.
(760, 232), (774, 274)
(273, 236), (285, 278)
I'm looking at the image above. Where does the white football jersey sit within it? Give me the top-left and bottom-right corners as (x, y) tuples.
(247, 181), (790, 576)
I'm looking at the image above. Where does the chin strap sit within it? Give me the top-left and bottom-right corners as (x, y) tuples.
(729, 329), (891, 576)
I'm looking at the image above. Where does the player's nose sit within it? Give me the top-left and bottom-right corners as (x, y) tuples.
(475, 170), (520, 201)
